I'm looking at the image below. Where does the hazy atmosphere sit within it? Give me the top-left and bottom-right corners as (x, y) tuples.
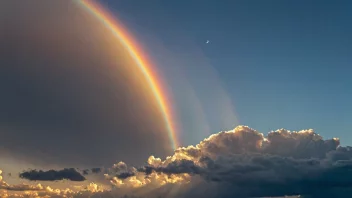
(1, 0), (351, 198)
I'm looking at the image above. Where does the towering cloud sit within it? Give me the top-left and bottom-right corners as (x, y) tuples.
(102, 126), (350, 198)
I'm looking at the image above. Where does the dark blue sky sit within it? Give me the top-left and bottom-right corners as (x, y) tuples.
(100, 0), (352, 146)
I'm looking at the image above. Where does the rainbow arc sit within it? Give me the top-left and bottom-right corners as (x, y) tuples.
(76, 0), (179, 150)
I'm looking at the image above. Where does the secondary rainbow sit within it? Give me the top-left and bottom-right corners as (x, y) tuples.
(76, 0), (179, 150)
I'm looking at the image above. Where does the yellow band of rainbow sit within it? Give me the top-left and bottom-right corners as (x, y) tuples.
(76, 0), (179, 150)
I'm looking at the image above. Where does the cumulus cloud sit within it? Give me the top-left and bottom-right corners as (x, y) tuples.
(19, 168), (86, 181)
(102, 126), (351, 198)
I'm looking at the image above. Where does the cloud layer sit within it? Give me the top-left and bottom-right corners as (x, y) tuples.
(3, 125), (352, 197)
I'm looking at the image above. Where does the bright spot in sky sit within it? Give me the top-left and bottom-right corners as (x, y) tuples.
(206, 40), (210, 44)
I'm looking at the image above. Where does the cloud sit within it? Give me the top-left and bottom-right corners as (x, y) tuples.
(19, 168), (86, 181)
(82, 169), (89, 175)
(2, 125), (352, 198)
(1, 170), (43, 192)
(81, 168), (102, 176)
(91, 168), (102, 174)
(102, 126), (350, 198)
(1, 169), (106, 198)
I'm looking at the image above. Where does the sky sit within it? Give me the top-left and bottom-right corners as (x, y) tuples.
(1, 0), (172, 168)
(1, 0), (352, 198)
(99, 0), (352, 146)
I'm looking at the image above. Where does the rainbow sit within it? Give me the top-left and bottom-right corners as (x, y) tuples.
(76, 0), (179, 150)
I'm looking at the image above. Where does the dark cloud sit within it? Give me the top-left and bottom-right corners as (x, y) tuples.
(0, 0), (172, 167)
(82, 169), (89, 175)
(138, 159), (202, 176)
(91, 168), (102, 174)
(117, 171), (136, 179)
(81, 168), (102, 175)
(19, 168), (86, 181)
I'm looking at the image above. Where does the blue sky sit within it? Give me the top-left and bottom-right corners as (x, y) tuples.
(100, 0), (352, 146)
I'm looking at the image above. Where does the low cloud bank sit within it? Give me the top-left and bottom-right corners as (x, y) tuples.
(4, 125), (352, 197)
